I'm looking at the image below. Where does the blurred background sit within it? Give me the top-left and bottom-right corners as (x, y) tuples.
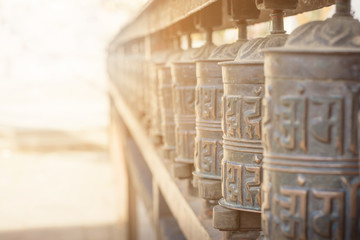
(0, 0), (146, 239)
(0, 0), (359, 239)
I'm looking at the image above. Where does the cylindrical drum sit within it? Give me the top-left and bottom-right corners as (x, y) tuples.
(261, 16), (360, 239)
(149, 54), (167, 144)
(159, 65), (176, 161)
(219, 35), (287, 213)
(171, 61), (197, 177)
(193, 40), (246, 200)
(171, 45), (216, 179)
(158, 51), (183, 161)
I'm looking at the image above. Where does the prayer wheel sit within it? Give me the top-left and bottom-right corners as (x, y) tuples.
(171, 41), (216, 179)
(150, 51), (169, 144)
(261, 1), (360, 239)
(171, 2), (222, 179)
(193, 0), (261, 208)
(193, 29), (248, 205)
(159, 51), (182, 161)
(219, 34), (288, 213)
(213, 8), (288, 234)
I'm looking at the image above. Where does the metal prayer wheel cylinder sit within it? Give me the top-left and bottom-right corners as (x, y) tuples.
(150, 53), (168, 144)
(219, 34), (287, 213)
(159, 65), (176, 161)
(193, 59), (224, 199)
(193, 40), (248, 200)
(171, 31), (216, 178)
(261, 13), (360, 239)
(220, 59), (264, 213)
(171, 61), (197, 178)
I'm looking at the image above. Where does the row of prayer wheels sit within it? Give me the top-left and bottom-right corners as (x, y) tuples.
(109, 0), (360, 239)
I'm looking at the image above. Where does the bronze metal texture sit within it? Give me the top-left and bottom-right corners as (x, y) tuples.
(193, 39), (247, 200)
(219, 34), (287, 213)
(171, 60), (197, 178)
(158, 50), (182, 161)
(193, 59), (224, 199)
(261, 11), (360, 239)
(171, 44), (216, 179)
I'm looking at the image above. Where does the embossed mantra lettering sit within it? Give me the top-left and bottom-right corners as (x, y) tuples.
(223, 96), (262, 140)
(262, 175), (360, 239)
(263, 85), (349, 155)
(196, 87), (222, 120)
(195, 139), (222, 174)
(224, 161), (261, 207)
(262, 84), (360, 238)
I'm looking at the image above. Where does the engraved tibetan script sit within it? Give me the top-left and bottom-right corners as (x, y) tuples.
(280, 186), (307, 240)
(264, 87), (348, 155)
(312, 189), (345, 239)
(223, 96), (262, 140)
(226, 162), (242, 202)
(309, 96), (344, 154)
(279, 95), (307, 152)
(224, 161), (261, 207)
(197, 87), (221, 120)
(195, 139), (222, 175)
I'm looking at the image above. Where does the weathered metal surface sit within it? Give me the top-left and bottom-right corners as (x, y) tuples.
(261, 3), (360, 239)
(219, 46), (264, 212)
(193, 1), (260, 204)
(171, 22), (217, 178)
(150, 51), (170, 144)
(171, 60), (198, 178)
(158, 50), (182, 161)
(193, 42), (248, 200)
(218, 32), (287, 216)
(193, 59), (224, 197)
